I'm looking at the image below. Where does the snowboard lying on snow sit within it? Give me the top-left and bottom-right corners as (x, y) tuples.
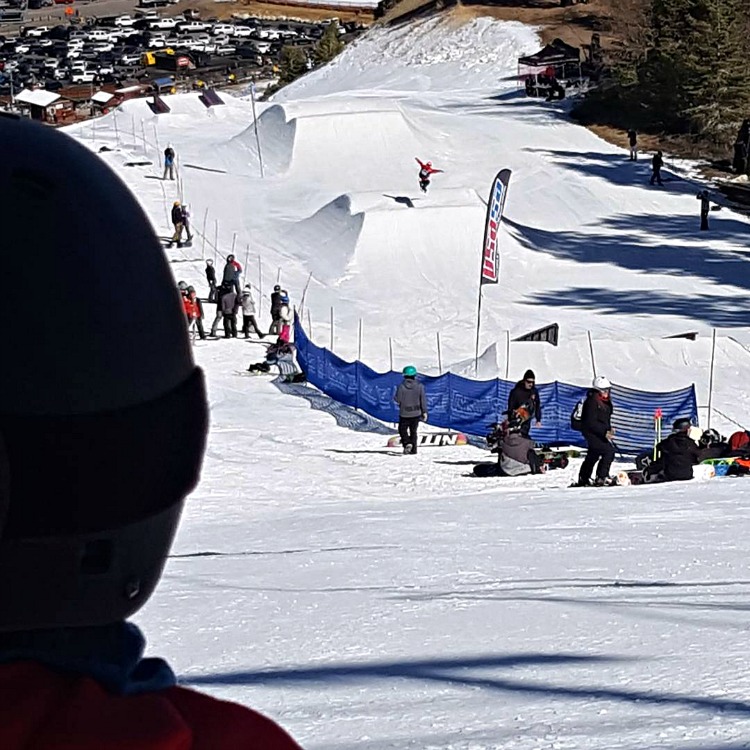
(387, 432), (468, 448)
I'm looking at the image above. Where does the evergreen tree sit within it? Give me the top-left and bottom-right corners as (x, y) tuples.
(314, 22), (345, 66)
(278, 46), (308, 86)
(680, 0), (750, 146)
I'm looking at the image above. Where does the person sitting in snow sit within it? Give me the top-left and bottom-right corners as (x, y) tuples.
(474, 413), (542, 477)
(647, 418), (701, 482)
(415, 157), (443, 193)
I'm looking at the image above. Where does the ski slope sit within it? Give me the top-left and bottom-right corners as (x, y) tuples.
(67, 12), (750, 749)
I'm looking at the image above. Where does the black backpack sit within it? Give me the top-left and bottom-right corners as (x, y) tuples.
(570, 399), (584, 432)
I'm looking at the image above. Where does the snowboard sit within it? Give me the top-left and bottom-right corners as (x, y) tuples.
(386, 432), (468, 449)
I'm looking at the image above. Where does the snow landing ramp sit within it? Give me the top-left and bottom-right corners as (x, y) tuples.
(282, 189), (486, 287)
(229, 101), (423, 179)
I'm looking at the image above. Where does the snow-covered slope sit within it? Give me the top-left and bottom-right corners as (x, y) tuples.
(67, 13), (750, 749)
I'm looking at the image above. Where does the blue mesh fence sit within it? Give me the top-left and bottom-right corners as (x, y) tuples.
(294, 317), (697, 454)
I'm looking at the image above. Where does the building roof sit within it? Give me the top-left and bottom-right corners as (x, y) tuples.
(15, 88), (61, 108)
(91, 90), (114, 104)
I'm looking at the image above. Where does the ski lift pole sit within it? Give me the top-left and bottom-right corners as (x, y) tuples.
(249, 81), (265, 179)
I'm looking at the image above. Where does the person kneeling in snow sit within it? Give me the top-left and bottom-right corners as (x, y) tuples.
(474, 412), (542, 477)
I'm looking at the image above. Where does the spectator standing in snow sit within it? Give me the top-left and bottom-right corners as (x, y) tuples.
(507, 369), (542, 438)
(240, 284), (264, 339)
(180, 204), (192, 243)
(205, 259), (217, 302)
(697, 189), (711, 231)
(169, 201), (184, 248)
(269, 284), (283, 335)
(627, 129), (638, 160)
(221, 285), (239, 339)
(222, 254), (242, 296)
(394, 366), (427, 454)
(184, 285), (206, 340)
(210, 282), (230, 337)
(575, 376), (615, 487)
(650, 150), (664, 186)
(278, 290), (292, 342)
(163, 144), (175, 180)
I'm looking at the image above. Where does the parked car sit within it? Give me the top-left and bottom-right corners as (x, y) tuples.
(71, 69), (96, 83)
(53, 0), (74, 5)
(25, 26), (50, 38)
(149, 17), (179, 30)
(232, 25), (253, 38)
(215, 43), (236, 55)
(177, 20), (211, 33)
(115, 15), (136, 27)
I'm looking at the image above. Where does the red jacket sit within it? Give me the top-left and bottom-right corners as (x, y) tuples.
(1, 662), (302, 749)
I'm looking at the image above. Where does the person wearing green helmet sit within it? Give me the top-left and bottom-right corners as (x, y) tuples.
(394, 365), (427, 454)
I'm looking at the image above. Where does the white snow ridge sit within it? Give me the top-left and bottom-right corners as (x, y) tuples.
(72, 14), (750, 750)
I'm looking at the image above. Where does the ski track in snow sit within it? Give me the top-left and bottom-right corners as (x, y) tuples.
(66, 15), (750, 750)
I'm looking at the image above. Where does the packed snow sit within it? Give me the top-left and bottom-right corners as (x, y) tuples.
(68, 13), (750, 749)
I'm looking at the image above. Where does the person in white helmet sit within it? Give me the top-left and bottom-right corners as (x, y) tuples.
(576, 375), (615, 486)
(0, 114), (300, 749)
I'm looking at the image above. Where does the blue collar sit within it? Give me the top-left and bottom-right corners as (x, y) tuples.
(0, 621), (176, 696)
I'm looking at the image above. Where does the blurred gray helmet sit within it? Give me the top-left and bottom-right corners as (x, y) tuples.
(0, 114), (208, 631)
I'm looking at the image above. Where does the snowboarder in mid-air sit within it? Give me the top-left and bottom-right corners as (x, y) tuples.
(415, 158), (443, 193)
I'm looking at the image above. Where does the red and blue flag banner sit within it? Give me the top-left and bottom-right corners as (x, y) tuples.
(481, 169), (511, 285)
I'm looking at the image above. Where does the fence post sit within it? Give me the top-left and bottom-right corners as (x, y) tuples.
(330, 306), (334, 353)
(243, 244), (250, 287)
(230, 232), (237, 258)
(307, 308), (312, 340)
(201, 207), (208, 259)
(505, 330), (510, 380)
(277, 266), (282, 285)
(436, 331), (442, 375)
(130, 116), (136, 151)
(140, 119), (147, 158)
(213, 220), (219, 264)
(358, 318), (363, 361)
(389, 337), (394, 372)
(587, 330), (597, 378)
(113, 112), (120, 147)
(707, 328), (717, 429)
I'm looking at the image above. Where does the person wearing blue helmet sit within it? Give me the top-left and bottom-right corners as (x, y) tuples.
(394, 365), (427, 454)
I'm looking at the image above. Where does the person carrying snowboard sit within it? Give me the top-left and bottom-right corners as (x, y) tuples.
(0, 114), (301, 749)
(507, 369), (542, 438)
(163, 143), (175, 180)
(575, 375), (615, 487)
(650, 150), (664, 186)
(415, 157), (443, 193)
(394, 365), (427, 454)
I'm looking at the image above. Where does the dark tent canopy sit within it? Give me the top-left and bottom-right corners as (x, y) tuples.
(518, 38), (581, 69)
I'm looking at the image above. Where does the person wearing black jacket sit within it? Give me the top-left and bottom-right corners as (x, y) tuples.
(507, 369), (542, 438)
(205, 259), (217, 303)
(627, 129), (638, 161)
(657, 418), (701, 481)
(269, 284), (283, 336)
(576, 376), (615, 486)
(168, 201), (184, 248)
(650, 150), (664, 185)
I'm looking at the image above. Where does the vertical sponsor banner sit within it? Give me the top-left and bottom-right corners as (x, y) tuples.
(475, 169), (511, 373)
(481, 168), (512, 285)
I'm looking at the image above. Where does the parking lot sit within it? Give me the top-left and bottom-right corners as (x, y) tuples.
(0, 3), (368, 109)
